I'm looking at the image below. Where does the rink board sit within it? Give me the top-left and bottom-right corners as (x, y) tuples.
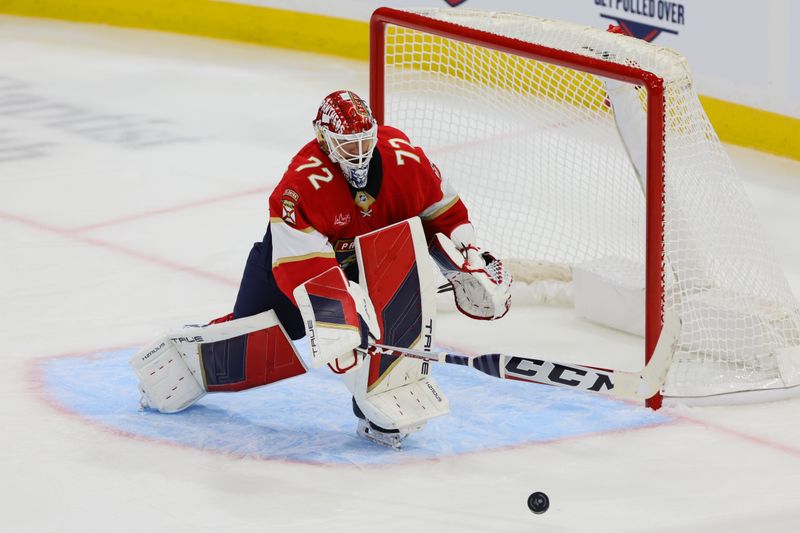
(34, 347), (671, 465)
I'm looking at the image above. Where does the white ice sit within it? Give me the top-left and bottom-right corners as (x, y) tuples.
(1, 15), (800, 533)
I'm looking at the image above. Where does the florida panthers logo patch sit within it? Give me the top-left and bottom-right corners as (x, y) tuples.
(281, 189), (300, 225)
(282, 199), (296, 225)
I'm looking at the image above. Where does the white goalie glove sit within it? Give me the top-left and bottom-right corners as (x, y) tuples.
(430, 224), (512, 320)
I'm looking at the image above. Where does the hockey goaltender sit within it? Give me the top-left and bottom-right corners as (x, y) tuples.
(130, 90), (512, 449)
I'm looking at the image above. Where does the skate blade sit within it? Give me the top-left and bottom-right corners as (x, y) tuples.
(357, 420), (406, 450)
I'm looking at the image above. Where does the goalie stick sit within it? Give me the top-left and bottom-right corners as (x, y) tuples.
(363, 310), (680, 402)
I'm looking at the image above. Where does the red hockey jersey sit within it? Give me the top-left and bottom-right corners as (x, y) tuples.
(269, 125), (469, 303)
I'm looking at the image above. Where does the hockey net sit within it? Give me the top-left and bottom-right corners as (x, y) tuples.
(370, 8), (800, 406)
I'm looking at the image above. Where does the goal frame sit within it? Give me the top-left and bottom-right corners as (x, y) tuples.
(369, 7), (667, 408)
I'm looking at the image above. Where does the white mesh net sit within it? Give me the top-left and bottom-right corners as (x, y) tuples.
(376, 8), (800, 401)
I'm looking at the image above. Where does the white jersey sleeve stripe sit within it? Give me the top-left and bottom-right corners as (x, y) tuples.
(270, 218), (335, 268)
(269, 217), (317, 233)
(419, 177), (460, 220)
(421, 196), (460, 221)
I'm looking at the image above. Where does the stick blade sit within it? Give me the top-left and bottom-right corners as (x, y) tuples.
(613, 309), (681, 400)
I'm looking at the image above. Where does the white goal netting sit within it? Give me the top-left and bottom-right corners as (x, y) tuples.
(374, 8), (800, 402)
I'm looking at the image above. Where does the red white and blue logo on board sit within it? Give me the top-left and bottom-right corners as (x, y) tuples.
(595, 0), (685, 42)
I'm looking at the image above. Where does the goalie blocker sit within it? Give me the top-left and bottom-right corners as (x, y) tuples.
(292, 266), (379, 373)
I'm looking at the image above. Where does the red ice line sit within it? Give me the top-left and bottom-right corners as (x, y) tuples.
(668, 411), (800, 459)
(68, 185), (271, 233)
(0, 185), (272, 286)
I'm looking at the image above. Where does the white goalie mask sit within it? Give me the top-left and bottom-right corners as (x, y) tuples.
(313, 91), (378, 189)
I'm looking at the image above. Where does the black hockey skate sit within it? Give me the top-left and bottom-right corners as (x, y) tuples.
(352, 397), (407, 450)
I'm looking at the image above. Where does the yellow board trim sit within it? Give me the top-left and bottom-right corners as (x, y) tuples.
(699, 95), (800, 161)
(0, 0), (369, 60)
(1, 2), (797, 160)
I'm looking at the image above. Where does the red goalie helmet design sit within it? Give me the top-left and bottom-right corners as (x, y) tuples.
(313, 90), (378, 189)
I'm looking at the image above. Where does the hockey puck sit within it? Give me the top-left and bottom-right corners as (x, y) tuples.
(527, 491), (549, 514)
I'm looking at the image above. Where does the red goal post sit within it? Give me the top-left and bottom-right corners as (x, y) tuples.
(369, 7), (668, 408)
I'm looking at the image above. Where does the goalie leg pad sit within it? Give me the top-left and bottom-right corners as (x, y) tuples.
(352, 376), (450, 433)
(130, 311), (307, 412)
(343, 218), (448, 445)
(130, 337), (206, 413)
(200, 315), (307, 392)
(356, 218), (438, 394)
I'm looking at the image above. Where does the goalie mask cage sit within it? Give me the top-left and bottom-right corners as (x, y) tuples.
(369, 7), (800, 407)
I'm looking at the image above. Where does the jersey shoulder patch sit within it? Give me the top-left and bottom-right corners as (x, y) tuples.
(279, 188), (300, 225)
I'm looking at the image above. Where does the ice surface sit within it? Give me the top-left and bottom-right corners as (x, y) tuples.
(2, 15), (800, 533)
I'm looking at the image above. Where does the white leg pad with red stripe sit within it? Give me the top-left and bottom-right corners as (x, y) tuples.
(130, 311), (306, 412)
(346, 217), (450, 434)
(353, 376), (450, 433)
(130, 336), (206, 414)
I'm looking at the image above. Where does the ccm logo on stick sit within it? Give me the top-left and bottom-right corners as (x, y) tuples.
(505, 357), (614, 392)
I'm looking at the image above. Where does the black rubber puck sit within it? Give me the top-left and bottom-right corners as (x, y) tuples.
(527, 491), (549, 514)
